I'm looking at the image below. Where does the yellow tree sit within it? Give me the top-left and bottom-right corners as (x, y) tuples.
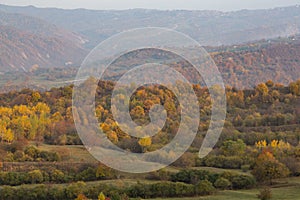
(2, 129), (14, 143)
(98, 192), (105, 200)
(255, 140), (267, 149)
(31, 91), (41, 104)
(13, 105), (32, 116)
(0, 120), (14, 143)
(138, 137), (152, 152)
(11, 115), (32, 139)
(107, 131), (118, 144)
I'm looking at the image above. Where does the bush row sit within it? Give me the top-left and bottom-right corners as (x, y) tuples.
(0, 180), (215, 200)
(0, 166), (112, 186)
(170, 169), (256, 190)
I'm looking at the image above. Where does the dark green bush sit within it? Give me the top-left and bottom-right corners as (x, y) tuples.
(171, 169), (219, 184)
(195, 180), (215, 195)
(214, 177), (232, 190)
(231, 175), (256, 189)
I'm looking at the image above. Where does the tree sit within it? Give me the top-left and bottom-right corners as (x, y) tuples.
(252, 151), (290, 184)
(75, 194), (88, 200)
(130, 105), (145, 124)
(266, 80), (274, 88)
(31, 91), (41, 103)
(98, 192), (106, 200)
(256, 83), (269, 96)
(138, 137), (152, 152)
(1, 128), (14, 143)
(289, 80), (300, 96)
(107, 131), (118, 144)
(220, 139), (246, 156)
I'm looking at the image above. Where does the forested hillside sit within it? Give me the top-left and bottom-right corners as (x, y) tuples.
(0, 79), (299, 199)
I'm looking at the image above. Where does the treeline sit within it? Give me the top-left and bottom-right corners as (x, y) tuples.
(0, 163), (113, 186)
(0, 169), (256, 200)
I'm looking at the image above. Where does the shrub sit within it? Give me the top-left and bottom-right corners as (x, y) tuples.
(241, 164), (251, 172)
(76, 167), (97, 181)
(50, 169), (66, 183)
(28, 170), (44, 184)
(172, 152), (196, 167)
(204, 155), (244, 169)
(214, 178), (231, 190)
(0, 171), (27, 186)
(257, 188), (272, 200)
(39, 151), (61, 161)
(231, 175), (256, 189)
(65, 181), (86, 199)
(171, 169), (219, 185)
(195, 180), (215, 195)
(24, 146), (39, 159)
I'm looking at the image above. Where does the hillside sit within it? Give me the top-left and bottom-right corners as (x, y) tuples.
(211, 36), (300, 88)
(0, 4), (299, 48)
(0, 36), (299, 91)
(0, 11), (87, 72)
(0, 79), (299, 199)
(0, 5), (299, 89)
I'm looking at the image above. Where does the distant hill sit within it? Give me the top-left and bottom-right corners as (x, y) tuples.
(0, 36), (299, 91)
(0, 11), (87, 72)
(0, 4), (299, 89)
(210, 36), (300, 88)
(0, 4), (300, 48)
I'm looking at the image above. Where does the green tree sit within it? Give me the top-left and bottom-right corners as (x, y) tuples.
(220, 139), (246, 156)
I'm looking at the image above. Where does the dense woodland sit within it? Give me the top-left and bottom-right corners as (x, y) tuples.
(0, 79), (299, 199)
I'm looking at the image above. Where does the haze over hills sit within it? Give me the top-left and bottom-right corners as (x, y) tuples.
(0, 4), (299, 88)
(0, 35), (299, 91)
(0, 10), (87, 72)
(0, 4), (300, 48)
(0, 25), (87, 72)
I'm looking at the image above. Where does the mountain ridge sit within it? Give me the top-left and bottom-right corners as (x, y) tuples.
(0, 4), (299, 48)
